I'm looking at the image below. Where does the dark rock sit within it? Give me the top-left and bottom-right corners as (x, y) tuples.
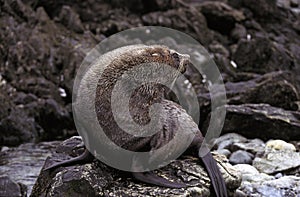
(230, 24), (247, 41)
(142, 8), (212, 45)
(0, 108), (38, 146)
(0, 85), (13, 120)
(56, 5), (84, 33)
(290, 0), (299, 7)
(0, 141), (60, 195)
(220, 104), (300, 141)
(229, 150), (254, 165)
(225, 71), (299, 110)
(232, 37), (295, 74)
(108, 0), (176, 13)
(288, 43), (300, 93)
(209, 42), (230, 57)
(31, 137), (242, 196)
(13, 92), (38, 105)
(1, 0), (36, 23)
(196, 1), (245, 35)
(31, 98), (74, 141)
(242, 0), (278, 20)
(0, 175), (26, 197)
(0, 0), (97, 145)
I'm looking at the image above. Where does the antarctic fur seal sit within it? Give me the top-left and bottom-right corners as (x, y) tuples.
(44, 45), (227, 197)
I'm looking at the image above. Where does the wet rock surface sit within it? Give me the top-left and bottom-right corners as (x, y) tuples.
(0, 175), (27, 197)
(0, 141), (61, 196)
(0, 0), (299, 196)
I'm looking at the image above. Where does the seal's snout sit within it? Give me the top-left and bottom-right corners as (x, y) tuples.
(170, 50), (190, 73)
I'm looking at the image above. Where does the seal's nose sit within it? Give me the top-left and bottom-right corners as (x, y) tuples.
(170, 50), (190, 73)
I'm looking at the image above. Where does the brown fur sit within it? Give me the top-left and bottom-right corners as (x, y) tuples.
(45, 45), (227, 197)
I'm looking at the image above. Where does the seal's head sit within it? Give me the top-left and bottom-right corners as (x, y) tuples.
(98, 45), (191, 99)
(138, 45), (190, 74)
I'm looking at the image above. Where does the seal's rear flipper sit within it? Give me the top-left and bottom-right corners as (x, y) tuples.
(132, 172), (187, 188)
(43, 149), (94, 171)
(200, 153), (228, 197)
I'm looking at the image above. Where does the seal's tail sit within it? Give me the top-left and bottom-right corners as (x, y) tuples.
(200, 152), (228, 197)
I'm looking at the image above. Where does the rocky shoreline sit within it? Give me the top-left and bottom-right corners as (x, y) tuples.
(0, 0), (299, 196)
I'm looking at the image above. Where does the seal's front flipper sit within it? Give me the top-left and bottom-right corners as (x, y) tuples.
(43, 149), (94, 171)
(132, 172), (187, 188)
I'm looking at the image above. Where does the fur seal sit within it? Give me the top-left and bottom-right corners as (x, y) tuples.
(44, 45), (227, 197)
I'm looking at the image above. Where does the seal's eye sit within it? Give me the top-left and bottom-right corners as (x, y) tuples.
(151, 53), (160, 57)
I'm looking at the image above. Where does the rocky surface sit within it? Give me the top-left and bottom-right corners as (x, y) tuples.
(31, 137), (242, 197)
(0, 175), (27, 197)
(213, 133), (300, 196)
(0, 0), (299, 145)
(0, 0), (299, 196)
(0, 141), (61, 196)
(221, 104), (300, 141)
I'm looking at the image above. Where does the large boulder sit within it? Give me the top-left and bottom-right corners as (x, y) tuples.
(31, 137), (242, 196)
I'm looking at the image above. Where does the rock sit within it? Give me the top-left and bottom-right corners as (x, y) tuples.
(108, 0), (176, 13)
(0, 0), (97, 145)
(230, 24), (247, 41)
(253, 141), (300, 174)
(277, 0), (292, 9)
(229, 150), (254, 165)
(232, 164), (294, 196)
(196, 1), (245, 35)
(234, 163), (278, 184)
(220, 104), (300, 141)
(28, 98), (74, 141)
(0, 107), (38, 146)
(199, 71), (299, 114)
(31, 137), (242, 196)
(266, 139), (296, 151)
(274, 173), (283, 179)
(290, 0), (299, 7)
(0, 176), (26, 197)
(216, 149), (231, 157)
(142, 8), (212, 45)
(209, 42), (230, 57)
(225, 71), (299, 110)
(288, 43), (300, 93)
(232, 37), (295, 74)
(234, 164), (259, 175)
(242, 0), (278, 19)
(56, 5), (84, 33)
(0, 141), (61, 195)
(240, 176), (300, 196)
(232, 138), (265, 155)
(212, 133), (248, 150)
